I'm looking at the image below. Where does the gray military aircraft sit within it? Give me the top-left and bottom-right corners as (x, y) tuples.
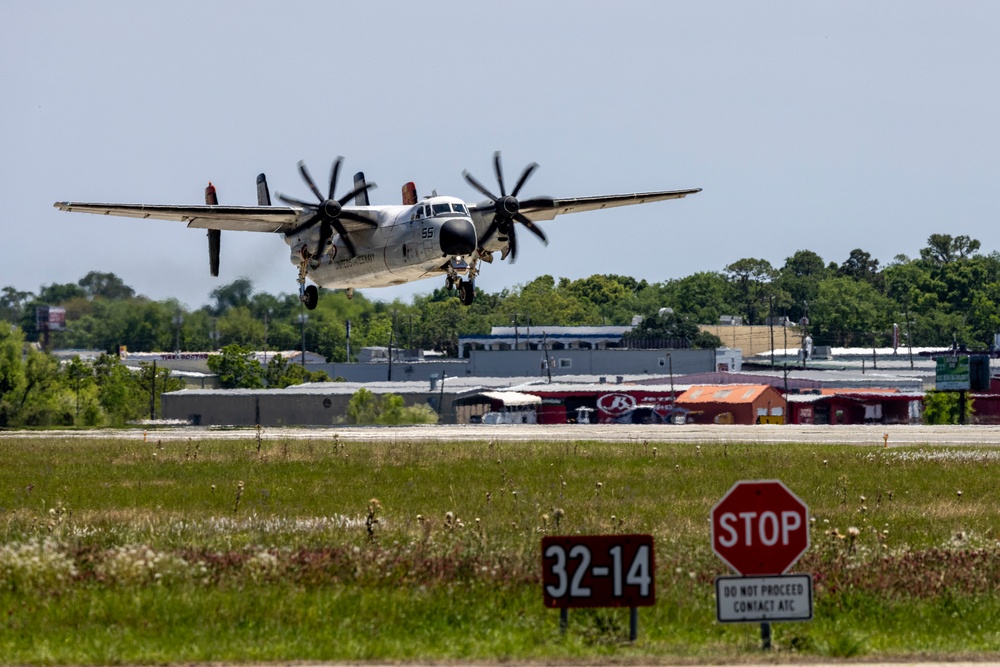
(56, 152), (700, 308)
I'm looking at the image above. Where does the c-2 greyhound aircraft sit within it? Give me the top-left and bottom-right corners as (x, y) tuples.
(55, 152), (700, 309)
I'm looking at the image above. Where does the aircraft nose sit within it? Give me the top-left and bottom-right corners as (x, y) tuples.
(439, 218), (478, 256)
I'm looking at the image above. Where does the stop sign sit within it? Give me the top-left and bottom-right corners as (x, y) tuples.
(711, 480), (809, 576)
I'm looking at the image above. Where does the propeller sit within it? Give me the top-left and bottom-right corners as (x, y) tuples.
(277, 157), (377, 260)
(463, 151), (548, 262)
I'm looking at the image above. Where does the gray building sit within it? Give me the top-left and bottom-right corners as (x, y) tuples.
(161, 376), (538, 426)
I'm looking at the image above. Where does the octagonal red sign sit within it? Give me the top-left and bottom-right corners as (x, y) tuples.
(710, 480), (810, 576)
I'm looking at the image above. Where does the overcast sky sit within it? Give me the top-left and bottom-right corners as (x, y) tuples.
(3, 2), (999, 309)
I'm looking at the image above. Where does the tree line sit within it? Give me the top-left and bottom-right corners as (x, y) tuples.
(1, 234), (995, 426)
(4, 234), (999, 361)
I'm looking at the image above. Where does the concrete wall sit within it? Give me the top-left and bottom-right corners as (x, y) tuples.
(313, 361), (470, 382)
(467, 348), (715, 377)
(702, 324), (804, 357)
(162, 389), (458, 426)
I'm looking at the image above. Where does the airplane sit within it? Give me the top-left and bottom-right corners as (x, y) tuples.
(55, 152), (700, 309)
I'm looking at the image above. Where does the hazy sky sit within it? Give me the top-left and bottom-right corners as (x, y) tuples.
(3, 2), (999, 309)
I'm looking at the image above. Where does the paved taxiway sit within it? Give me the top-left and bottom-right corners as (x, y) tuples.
(6, 423), (1000, 445)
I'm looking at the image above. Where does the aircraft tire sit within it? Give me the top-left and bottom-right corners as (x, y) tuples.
(458, 280), (475, 306)
(303, 285), (319, 310)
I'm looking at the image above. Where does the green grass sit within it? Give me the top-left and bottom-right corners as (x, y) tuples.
(2, 436), (1000, 663)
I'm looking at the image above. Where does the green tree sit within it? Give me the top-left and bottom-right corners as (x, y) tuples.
(776, 250), (828, 322)
(265, 354), (329, 388)
(724, 258), (776, 325)
(837, 248), (882, 288)
(77, 271), (135, 300)
(920, 234), (981, 265)
(0, 326), (27, 426)
(625, 310), (722, 349)
(207, 344), (264, 389)
(923, 390), (973, 424)
(0, 287), (33, 324)
(209, 278), (255, 315)
(346, 387), (437, 425)
(37, 282), (87, 304)
(810, 276), (894, 346)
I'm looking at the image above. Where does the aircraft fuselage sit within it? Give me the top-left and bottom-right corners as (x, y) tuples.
(287, 195), (487, 289)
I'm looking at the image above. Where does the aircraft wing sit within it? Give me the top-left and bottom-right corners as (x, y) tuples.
(54, 202), (303, 233)
(54, 202), (380, 234)
(469, 188), (701, 222)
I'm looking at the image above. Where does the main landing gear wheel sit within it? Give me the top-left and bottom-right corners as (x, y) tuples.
(302, 285), (318, 310)
(458, 280), (475, 306)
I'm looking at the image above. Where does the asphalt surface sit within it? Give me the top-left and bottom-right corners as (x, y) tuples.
(6, 423), (1000, 445)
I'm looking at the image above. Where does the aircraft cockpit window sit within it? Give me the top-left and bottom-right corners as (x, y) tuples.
(431, 203), (452, 216)
(452, 203), (468, 214)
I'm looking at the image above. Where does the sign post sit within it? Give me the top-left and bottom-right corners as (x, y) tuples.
(711, 480), (812, 649)
(542, 534), (655, 641)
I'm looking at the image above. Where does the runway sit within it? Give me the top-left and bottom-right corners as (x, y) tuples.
(5, 423), (1000, 445)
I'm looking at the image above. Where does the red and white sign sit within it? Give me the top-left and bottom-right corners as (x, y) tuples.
(711, 480), (809, 576)
(596, 393), (636, 418)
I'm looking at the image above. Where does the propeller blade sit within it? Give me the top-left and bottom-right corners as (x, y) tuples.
(277, 193), (318, 209)
(511, 162), (538, 198)
(298, 161), (324, 202)
(507, 223), (518, 262)
(340, 210), (378, 228)
(328, 157), (343, 200)
(331, 218), (357, 258)
(463, 170), (498, 202)
(481, 215), (503, 245)
(337, 182), (378, 208)
(515, 212), (548, 244)
(315, 219), (333, 257)
(493, 151), (506, 197)
(288, 212), (323, 237)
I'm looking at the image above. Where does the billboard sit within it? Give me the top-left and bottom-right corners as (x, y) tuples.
(935, 356), (970, 391)
(35, 306), (67, 332)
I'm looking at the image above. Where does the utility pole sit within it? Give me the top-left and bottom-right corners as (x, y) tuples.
(172, 314), (183, 355)
(542, 332), (552, 383)
(149, 360), (157, 421)
(345, 319), (352, 363)
(388, 329), (394, 381)
(513, 313), (519, 350)
(768, 294), (775, 368)
(297, 312), (308, 368)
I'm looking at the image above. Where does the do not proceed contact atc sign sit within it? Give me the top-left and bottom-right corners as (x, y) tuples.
(715, 574), (813, 623)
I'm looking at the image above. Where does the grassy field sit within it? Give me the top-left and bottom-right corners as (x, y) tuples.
(2, 434), (1000, 663)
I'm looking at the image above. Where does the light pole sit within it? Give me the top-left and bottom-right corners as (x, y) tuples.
(297, 312), (308, 368)
(665, 352), (674, 406)
(263, 308), (273, 364)
(172, 314), (183, 354)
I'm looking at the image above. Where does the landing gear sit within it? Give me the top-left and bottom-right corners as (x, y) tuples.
(458, 279), (475, 306)
(296, 261), (318, 310)
(302, 284), (318, 310)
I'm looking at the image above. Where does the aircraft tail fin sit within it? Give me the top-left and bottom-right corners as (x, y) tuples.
(402, 181), (417, 205)
(205, 182), (221, 277)
(256, 173), (271, 206)
(353, 172), (371, 206)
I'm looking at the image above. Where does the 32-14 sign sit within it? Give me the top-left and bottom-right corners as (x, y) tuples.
(542, 535), (655, 608)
